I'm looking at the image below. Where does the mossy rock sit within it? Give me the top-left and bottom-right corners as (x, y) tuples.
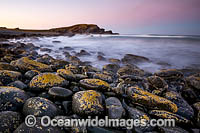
(126, 86), (178, 113)
(0, 70), (22, 85)
(29, 73), (69, 91)
(0, 111), (22, 133)
(154, 69), (183, 81)
(57, 69), (75, 81)
(72, 90), (104, 116)
(149, 110), (190, 124)
(23, 97), (60, 117)
(79, 79), (110, 91)
(0, 86), (29, 111)
(10, 57), (52, 72)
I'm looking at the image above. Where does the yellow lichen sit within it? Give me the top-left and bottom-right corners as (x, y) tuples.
(80, 79), (110, 89)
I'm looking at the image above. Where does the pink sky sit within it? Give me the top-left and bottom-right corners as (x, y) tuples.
(0, 0), (200, 34)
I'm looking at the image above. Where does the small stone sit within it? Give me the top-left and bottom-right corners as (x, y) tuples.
(72, 90), (104, 116)
(8, 80), (27, 90)
(23, 97), (60, 117)
(0, 70), (22, 85)
(48, 87), (73, 100)
(29, 73), (69, 91)
(0, 86), (29, 111)
(79, 79), (110, 91)
(0, 111), (22, 133)
(105, 97), (125, 119)
(24, 70), (40, 79)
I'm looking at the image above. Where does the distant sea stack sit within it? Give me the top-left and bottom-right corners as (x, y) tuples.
(0, 24), (118, 39)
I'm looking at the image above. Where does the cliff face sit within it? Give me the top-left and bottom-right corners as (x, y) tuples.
(49, 24), (118, 34)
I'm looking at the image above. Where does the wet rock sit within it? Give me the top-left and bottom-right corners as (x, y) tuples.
(97, 55), (106, 61)
(69, 56), (80, 62)
(122, 100), (153, 132)
(186, 73), (200, 90)
(8, 80), (27, 90)
(0, 70), (22, 85)
(10, 57), (52, 72)
(117, 65), (144, 77)
(126, 86), (178, 113)
(103, 64), (120, 74)
(0, 62), (16, 71)
(62, 101), (72, 114)
(164, 91), (194, 120)
(0, 86), (29, 111)
(149, 110), (190, 124)
(76, 50), (91, 56)
(158, 126), (189, 133)
(57, 69), (75, 81)
(62, 46), (74, 50)
(193, 102), (200, 127)
(36, 54), (54, 65)
(14, 117), (65, 133)
(50, 59), (69, 70)
(93, 73), (113, 83)
(154, 69), (183, 81)
(72, 90), (104, 116)
(24, 70), (40, 80)
(181, 88), (199, 104)
(40, 47), (52, 53)
(108, 58), (121, 64)
(79, 79), (110, 91)
(48, 87), (73, 100)
(65, 64), (80, 74)
(121, 54), (149, 65)
(52, 40), (61, 43)
(23, 97), (60, 117)
(0, 111), (22, 133)
(97, 52), (105, 56)
(147, 75), (168, 95)
(29, 73), (69, 91)
(82, 65), (101, 73)
(105, 97), (125, 119)
(75, 74), (88, 81)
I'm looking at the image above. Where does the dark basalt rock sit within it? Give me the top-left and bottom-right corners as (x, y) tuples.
(8, 80), (27, 90)
(164, 91), (194, 120)
(121, 54), (149, 65)
(24, 70), (40, 80)
(62, 101), (72, 115)
(23, 97), (60, 117)
(158, 126), (189, 133)
(76, 50), (91, 56)
(48, 87), (73, 100)
(0, 86), (29, 111)
(105, 97), (125, 119)
(14, 117), (65, 133)
(117, 65), (144, 77)
(93, 73), (113, 83)
(186, 73), (200, 90)
(154, 69), (184, 81)
(103, 64), (120, 74)
(0, 70), (22, 85)
(0, 62), (16, 71)
(97, 55), (106, 61)
(0, 111), (22, 133)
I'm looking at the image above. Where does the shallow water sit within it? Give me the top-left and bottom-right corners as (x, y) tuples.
(10, 34), (200, 73)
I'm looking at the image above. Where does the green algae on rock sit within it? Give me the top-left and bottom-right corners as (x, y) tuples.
(29, 73), (69, 91)
(72, 90), (104, 116)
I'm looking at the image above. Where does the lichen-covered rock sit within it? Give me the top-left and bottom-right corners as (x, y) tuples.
(121, 54), (149, 65)
(117, 65), (144, 77)
(149, 110), (190, 124)
(93, 73), (113, 83)
(122, 100), (153, 132)
(10, 57), (52, 72)
(0, 62), (16, 71)
(126, 86), (178, 113)
(29, 73), (69, 91)
(48, 87), (73, 100)
(105, 97), (125, 119)
(186, 73), (200, 90)
(102, 64), (120, 74)
(57, 69), (75, 81)
(79, 79), (110, 91)
(72, 90), (104, 116)
(0, 86), (29, 111)
(0, 70), (22, 85)
(65, 64), (80, 74)
(164, 91), (194, 120)
(0, 111), (22, 133)
(154, 69), (183, 81)
(14, 117), (65, 133)
(23, 97), (60, 117)
(147, 75), (168, 95)
(24, 70), (40, 80)
(108, 58), (121, 64)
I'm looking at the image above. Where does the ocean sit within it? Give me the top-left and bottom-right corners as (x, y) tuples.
(10, 34), (200, 73)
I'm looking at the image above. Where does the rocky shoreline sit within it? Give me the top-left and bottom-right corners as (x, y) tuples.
(0, 39), (200, 132)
